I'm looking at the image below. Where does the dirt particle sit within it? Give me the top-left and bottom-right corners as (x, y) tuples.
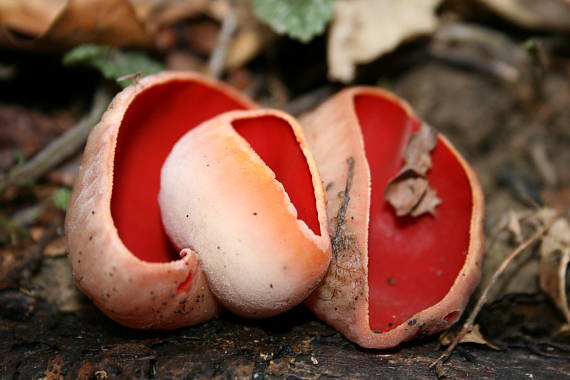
(387, 277), (396, 286)
(89, 236), (93, 241)
(408, 319), (417, 326)
(112, 287), (117, 292)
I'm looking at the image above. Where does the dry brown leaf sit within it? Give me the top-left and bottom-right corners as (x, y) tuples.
(131, 0), (208, 36)
(0, 0), (216, 49)
(384, 123), (441, 217)
(411, 187), (442, 217)
(328, 0), (442, 82)
(0, 0), (67, 37)
(478, 0), (570, 32)
(539, 216), (570, 325)
(440, 325), (501, 350)
(0, 0), (152, 49)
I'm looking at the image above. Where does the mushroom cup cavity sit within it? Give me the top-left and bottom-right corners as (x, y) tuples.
(301, 87), (484, 349)
(65, 72), (254, 329)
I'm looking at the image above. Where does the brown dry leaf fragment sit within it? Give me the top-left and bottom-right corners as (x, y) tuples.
(539, 216), (570, 325)
(411, 187), (442, 217)
(478, 0), (570, 32)
(440, 325), (501, 350)
(460, 325), (501, 350)
(1, 0), (152, 49)
(384, 172), (428, 216)
(404, 121), (438, 172)
(384, 123), (441, 217)
(131, 0), (209, 36)
(328, 0), (441, 82)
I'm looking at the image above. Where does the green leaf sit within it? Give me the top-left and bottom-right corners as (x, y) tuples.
(53, 187), (72, 211)
(252, 0), (335, 43)
(63, 44), (164, 88)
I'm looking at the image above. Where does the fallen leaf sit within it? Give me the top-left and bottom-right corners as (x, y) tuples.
(384, 123), (441, 217)
(63, 44), (164, 87)
(478, 0), (570, 32)
(411, 188), (442, 217)
(131, 0), (208, 36)
(539, 216), (570, 325)
(404, 119), (438, 172)
(328, 0), (442, 82)
(1, 0), (153, 49)
(252, 0), (334, 43)
(440, 324), (501, 350)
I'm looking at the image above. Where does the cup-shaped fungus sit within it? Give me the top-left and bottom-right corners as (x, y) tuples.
(159, 109), (331, 318)
(65, 72), (255, 328)
(301, 87), (484, 348)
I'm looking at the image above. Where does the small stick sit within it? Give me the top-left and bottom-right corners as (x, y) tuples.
(0, 86), (112, 193)
(208, 0), (238, 79)
(430, 216), (557, 369)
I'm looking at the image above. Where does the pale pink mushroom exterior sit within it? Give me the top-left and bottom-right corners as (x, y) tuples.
(159, 109), (331, 318)
(301, 87), (485, 348)
(65, 72), (255, 329)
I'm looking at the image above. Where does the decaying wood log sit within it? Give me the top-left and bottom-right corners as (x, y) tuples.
(1, 290), (569, 379)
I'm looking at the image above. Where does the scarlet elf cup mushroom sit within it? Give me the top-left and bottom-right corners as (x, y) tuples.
(65, 72), (331, 328)
(301, 87), (484, 349)
(159, 109), (331, 318)
(65, 72), (253, 328)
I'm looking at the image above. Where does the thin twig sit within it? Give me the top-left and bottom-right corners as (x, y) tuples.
(208, 0), (238, 79)
(429, 46), (519, 83)
(331, 158), (355, 256)
(0, 86), (112, 193)
(430, 216), (557, 369)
